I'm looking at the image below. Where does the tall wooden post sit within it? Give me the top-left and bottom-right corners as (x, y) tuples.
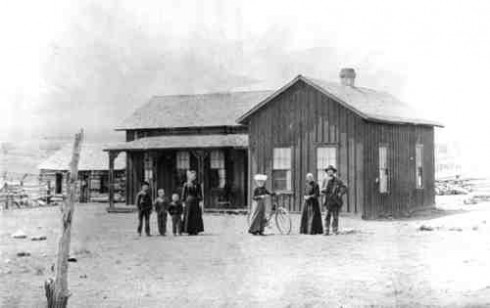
(44, 129), (83, 308)
(108, 151), (118, 210)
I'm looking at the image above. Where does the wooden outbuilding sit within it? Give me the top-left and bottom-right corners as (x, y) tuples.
(39, 143), (126, 203)
(107, 68), (441, 218)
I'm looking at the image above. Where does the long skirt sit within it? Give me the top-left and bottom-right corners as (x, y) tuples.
(248, 199), (267, 234)
(183, 197), (204, 235)
(299, 198), (324, 234)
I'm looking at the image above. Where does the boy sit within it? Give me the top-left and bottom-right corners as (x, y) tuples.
(168, 193), (183, 236)
(154, 188), (169, 236)
(135, 181), (153, 236)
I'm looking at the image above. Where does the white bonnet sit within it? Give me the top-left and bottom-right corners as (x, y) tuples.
(254, 174), (268, 181)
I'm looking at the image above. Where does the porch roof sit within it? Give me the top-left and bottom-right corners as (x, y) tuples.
(104, 134), (248, 151)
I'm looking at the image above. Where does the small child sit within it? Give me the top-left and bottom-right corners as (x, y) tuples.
(168, 193), (183, 236)
(154, 188), (169, 236)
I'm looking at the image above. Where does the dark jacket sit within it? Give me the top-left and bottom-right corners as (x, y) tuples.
(252, 187), (274, 201)
(154, 197), (169, 214)
(321, 177), (347, 208)
(136, 191), (152, 212)
(168, 201), (184, 216)
(305, 181), (320, 200)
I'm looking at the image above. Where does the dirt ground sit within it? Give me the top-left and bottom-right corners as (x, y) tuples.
(1, 196), (490, 307)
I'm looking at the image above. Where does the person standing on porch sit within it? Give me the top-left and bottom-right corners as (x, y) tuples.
(248, 174), (275, 236)
(300, 173), (324, 235)
(321, 165), (347, 235)
(136, 181), (153, 237)
(154, 188), (169, 236)
(182, 170), (204, 235)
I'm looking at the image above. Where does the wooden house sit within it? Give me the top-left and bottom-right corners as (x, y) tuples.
(39, 143), (126, 203)
(106, 68), (441, 218)
(105, 91), (272, 210)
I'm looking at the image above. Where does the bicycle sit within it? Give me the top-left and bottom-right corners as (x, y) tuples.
(247, 193), (292, 235)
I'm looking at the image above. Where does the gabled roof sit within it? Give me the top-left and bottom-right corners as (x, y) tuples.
(116, 90), (273, 130)
(104, 134), (248, 151)
(38, 143), (126, 171)
(237, 75), (443, 127)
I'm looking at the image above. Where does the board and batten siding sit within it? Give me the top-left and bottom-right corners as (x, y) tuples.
(362, 123), (435, 218)
(248, 80), (364, 214)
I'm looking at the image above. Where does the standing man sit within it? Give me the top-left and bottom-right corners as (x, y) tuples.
(136, 181), (153, 236)
(321, 165), (347, 235)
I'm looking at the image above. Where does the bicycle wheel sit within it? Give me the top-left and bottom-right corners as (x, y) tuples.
(274, 207), (292, 234)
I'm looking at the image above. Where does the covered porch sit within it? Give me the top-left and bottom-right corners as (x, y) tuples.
(105, 134), (249, 212)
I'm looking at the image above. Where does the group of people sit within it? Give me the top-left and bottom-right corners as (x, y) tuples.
(248, 164), (347, 236)
(135, 165), (347, 237)
(135, 170), (204, 237)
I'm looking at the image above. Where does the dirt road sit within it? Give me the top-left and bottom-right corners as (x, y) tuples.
(1, 197), (490, 307)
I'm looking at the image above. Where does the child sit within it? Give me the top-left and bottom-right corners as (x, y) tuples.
(135, 181), (153, 236)
(168, 193), (183, 236)
(154, 188), (169, 236)
(248, 174), (275, 236)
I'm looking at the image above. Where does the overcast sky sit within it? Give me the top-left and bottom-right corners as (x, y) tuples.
(0, 0), (489, 172)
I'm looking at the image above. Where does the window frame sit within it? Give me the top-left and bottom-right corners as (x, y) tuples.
(378, 144), (389, 194)
(210, 150), (226, 189)
(415, 144), (424, 189)
(315, 144), (338, 186)
(272, 147), (293, 192)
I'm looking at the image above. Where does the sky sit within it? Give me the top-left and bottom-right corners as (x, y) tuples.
(0, 0), (489, 173)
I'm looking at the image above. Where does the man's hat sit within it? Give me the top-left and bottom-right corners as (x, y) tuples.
(324, 165), (337, 173)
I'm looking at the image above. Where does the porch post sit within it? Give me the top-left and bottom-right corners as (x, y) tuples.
(108, 151), (120, 209)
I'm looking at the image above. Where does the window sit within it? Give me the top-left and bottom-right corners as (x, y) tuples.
(416, 144), (424, 188)
(144, 153), (153, 182)
(379, 145), (389, 193)
(210, 150), (226, 188)
(272, 147), (292, 191)
(176, 151), (190, 170)
(317, 146), (337, 185)
(55, 173), (63, 194)
(176, 151), (190, 184)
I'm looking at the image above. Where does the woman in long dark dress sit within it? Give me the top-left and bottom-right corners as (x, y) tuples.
(182, 170), (204, 235)
(248, 174), (274, 236)
(299, 173), (324, 235)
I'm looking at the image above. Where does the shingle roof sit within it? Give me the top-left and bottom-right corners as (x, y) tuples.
(104, 134), (248, 151)
(237, 75), (443, 127)
(38, 143), (126, 171)
(116, 91), (273, 130)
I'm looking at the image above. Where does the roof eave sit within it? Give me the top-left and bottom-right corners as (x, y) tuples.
(364, 117), (444, 127)
(114, 124), (247, 131)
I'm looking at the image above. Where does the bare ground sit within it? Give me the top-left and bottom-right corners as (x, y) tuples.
(1, 196), (490, 307)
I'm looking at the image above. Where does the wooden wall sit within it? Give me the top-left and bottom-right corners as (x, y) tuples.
(126, 126), (247, 142)
(362, 123), (435, 218)
(39, 169), (125, 203)
(248, 80), (364, 214)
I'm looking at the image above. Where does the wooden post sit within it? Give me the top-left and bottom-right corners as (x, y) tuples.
(45, 130), (83, 308)
(108, 151), (116, 209)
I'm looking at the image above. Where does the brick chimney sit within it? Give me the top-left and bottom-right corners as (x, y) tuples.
(339, 68), (356, 86)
